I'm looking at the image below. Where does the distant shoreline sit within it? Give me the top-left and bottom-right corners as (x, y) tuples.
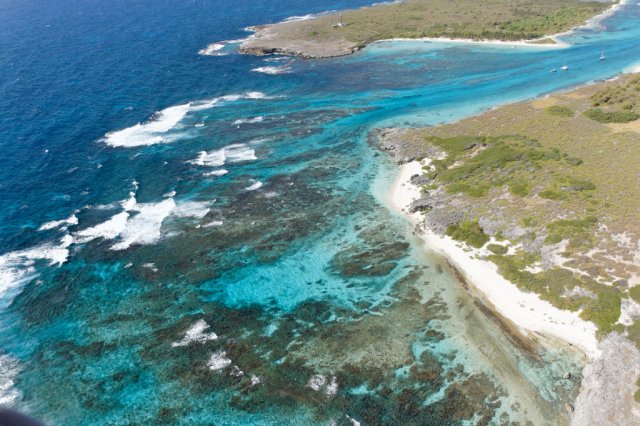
(209, 0), (620, 59)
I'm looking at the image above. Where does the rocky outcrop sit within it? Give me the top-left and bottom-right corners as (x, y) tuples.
(372, 128), (439, 164)
(408, 198), (433, 214)
(572, 334), (640, 425)
(239, 26), (362, 59)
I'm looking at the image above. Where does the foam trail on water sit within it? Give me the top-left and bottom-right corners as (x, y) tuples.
(172, 320), (218, 347)
(38, 213), (78, 231)
(190, 143), (257, 169)
(251, 66), (291, 75)
(0, 236), (72, 300)
(103, 93), (270, 148)
(169, 201), (211, 220)
(233, 116), (264, 125)
(103, 103), (191, 147)
(198, 43), (227, 56)
(0, 354), (21, 406)
(110, 198), (176, 250)
(74, 189), (212, 250)
(203, 169), (228, 177)
(245, 180), (263, 191)
(74, 212), (130, 244)
(207, 351), (232, 371)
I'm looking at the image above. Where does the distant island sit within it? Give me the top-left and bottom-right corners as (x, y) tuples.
(379, 72), (640, 423)
(236, 0), (616, 58)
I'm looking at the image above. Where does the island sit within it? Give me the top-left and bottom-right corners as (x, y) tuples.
(236, 0), (616, 58)
(378, 72), (640, 424)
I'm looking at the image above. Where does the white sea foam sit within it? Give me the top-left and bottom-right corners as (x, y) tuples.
(169, 201), (211, 220)
(307, 374), (338, 396)
(245, 180), (263, 191)
(198, 37), (249, 56)
(191, 150), (226, 168)
(111, 198), (176, 250)
(251, 66), (291, 75)
(103, 92), (269, 148)
(202, 220), (224, 228)
(233, 116), (264, 125)
(172, 319), (218, 347)
(38, 213), (78, 231)
(75, 191), (211, 250)
(229, 365), (244, 378)
(75, 211), (129, 244)
(203, 169), (228, 177)
(346, 415), (361, 426)
(264, 56), (289, 62)
(207, 351), (232, 371)
(282, 14), (316, 22)
(307, 374), (326, 391)
(225, 144), (257, 162)
(250, 374), (261, 386)
(0, 354), (21, 406)
(198, 43), (227, 56)
(0, 238), (72, 300)
(325, 376), (338, 397)
(190, 143), (257, 168)
(103, 103), (191, 147)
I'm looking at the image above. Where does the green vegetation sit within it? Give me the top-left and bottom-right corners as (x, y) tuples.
(627, 320), (640, 350)
(253, 0), (612, 57)
(508, 180), (530, 197)
(402, 73), (640, 341)
(545, 105), (574, 117)
(447, 220), (489, 248)
(579, 289), (622, 334)
(545, 216), (597, 248)
(591, 75), (640, 108)
(584, 108), (640, 123)
(487, 244), (508, 255)
(423, 134), (586, 203)
(488, 252), (622, 333)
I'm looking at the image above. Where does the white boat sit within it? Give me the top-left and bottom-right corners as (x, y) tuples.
(561, 65), (569, 71)
(600, 49), (606, 61)
(550, 68), (557, 73)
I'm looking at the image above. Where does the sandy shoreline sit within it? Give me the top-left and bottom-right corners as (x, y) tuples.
(387, 160), (600, 359)
(230, 0), (622, 58)
(374, 36), (570, 49)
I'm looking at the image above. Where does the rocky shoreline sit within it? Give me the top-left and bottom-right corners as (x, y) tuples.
(238, 26), (363, 59)
(374, 124), (640, 425)
(231, 0), (617, 59)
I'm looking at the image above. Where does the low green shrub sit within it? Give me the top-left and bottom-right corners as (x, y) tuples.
(579, 290), (621, 334)
(487, 243), (508, 255)
(584, 108), (640, 123)
(447, 220), (489, 248)
(508, 180), (530, 197)
(539, 189), (566, 200)
(545, 105), (574, 117)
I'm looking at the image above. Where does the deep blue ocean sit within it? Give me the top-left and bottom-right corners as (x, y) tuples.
(2, 0), (640, 424)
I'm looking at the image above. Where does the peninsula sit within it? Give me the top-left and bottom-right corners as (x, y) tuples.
(379, 73), (640, 424)
(236, 0), (615, 58)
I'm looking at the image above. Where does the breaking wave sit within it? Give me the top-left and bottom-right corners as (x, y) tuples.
(102, 93), (269, 148)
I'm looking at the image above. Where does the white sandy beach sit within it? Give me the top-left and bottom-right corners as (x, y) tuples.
(376, 36), (570, 49)
(388, 160), (600, 359)
(375, 0), (625, 51)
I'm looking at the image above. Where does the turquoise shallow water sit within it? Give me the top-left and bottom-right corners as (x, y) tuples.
(2, 0), (640, 424)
